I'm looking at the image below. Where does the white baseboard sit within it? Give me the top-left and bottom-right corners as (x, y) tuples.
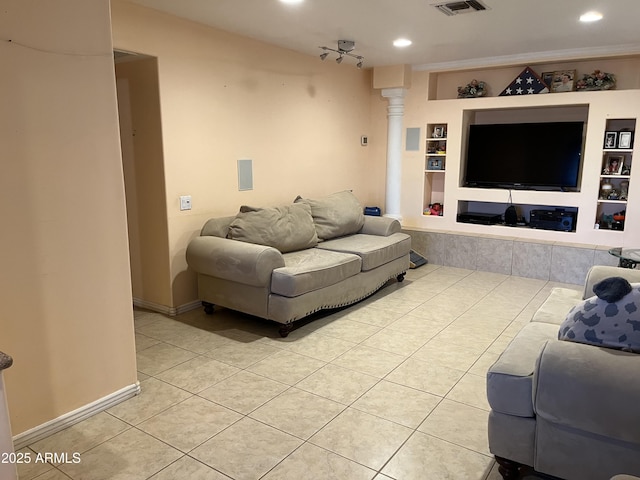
(176, 300), (202, 315)
(133, 298), (201, 316)
(12, 382), (140, 450)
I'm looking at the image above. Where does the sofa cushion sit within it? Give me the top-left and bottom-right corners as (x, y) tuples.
(316, 233), (411, 271)
(201, 216), (235, 238)
(294, 190), (365, 240)
(271, 249), (362, 297)
(558, 280), (640, 353)
(531, 287), (582, 326)
(487, 322), (559, 418)
(228, 203), (318, 253)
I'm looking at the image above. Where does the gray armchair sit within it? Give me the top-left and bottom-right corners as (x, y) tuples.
(487, 266), (640, 480)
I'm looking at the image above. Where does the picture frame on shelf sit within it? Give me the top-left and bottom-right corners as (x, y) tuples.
(433, 125), (446, 138)
(604, 131), (617, 149)
(603, 155), (624, 175)
(541, 72), (554, 89)
(618, 131), (633, 149)
(550, 70), (576, 93)
(427, 157), (444, 170)
(622, 163), (631, 175)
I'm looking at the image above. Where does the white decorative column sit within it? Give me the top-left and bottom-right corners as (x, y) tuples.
(381, 88), (407, 221)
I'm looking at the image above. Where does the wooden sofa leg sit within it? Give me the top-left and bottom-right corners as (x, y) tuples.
(494, 456), (523, 480)
(278, 323), (293, 338)
(202, 301), (214, 315)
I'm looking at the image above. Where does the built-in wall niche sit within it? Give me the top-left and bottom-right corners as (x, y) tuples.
(426, 56), (640, 100)
(468, 104), (589, 125)
(460, 105), (589, 192)
(423, 123), (447, 216)
(595, 118), (635, 231)
(457, 200), (579, 232)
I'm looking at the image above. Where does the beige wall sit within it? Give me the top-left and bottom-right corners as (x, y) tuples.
(0, 0), (137, 434)
(111, 1), (385, 308)
(372, 64), (412, 89)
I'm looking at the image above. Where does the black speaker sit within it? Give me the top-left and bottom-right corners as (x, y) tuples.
(504, 205), (518, 226)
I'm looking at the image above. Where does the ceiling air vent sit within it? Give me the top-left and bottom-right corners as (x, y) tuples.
(432, 0), (489, 16)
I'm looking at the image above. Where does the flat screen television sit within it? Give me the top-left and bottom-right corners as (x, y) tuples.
(464, 121), (585, 191)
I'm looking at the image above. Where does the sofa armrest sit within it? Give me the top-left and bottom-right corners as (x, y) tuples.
(186, 236), (285, 287)
(359, 216), (401, 236)
(582, 265), (640, 299)
(534, 340), (640, 444)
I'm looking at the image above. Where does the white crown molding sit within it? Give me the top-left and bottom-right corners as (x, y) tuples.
(413, 44), (640, 72)
(13, 383), (140, 450)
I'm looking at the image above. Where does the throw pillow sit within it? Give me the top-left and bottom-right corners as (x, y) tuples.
(228, 203), (318, 253)
(558, 277), (640, 353)
(294, 190), (365, 240)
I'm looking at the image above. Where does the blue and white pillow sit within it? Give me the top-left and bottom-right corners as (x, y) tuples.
(558, 277), (640, 353)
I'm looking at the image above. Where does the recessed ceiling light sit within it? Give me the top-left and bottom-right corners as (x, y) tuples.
(580, 11), (603, 22)
(393, 38), (412, 48)
(279, 0), (303, 4)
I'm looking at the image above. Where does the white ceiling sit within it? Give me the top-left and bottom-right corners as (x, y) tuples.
(126, 0), (640, 70)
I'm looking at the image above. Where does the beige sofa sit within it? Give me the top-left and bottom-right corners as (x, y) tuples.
(186, 191), (411, 336)
(487, 265), (640, 480)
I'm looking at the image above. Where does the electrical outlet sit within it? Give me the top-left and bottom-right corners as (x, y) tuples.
(180, 195), (192, 211)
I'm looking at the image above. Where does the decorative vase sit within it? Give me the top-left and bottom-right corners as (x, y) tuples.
(600, 181), (613, 199)
(620, 180), (629, 201)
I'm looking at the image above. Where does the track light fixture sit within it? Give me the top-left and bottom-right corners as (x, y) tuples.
(319, 40), (364, 68)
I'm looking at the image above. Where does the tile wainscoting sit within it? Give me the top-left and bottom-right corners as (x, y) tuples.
(403, 229), (619, 285)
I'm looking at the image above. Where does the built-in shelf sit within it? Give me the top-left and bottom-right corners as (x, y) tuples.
(456, 200), (578, 232)
(424, 124), (447, 217)
(596, 118), (634, 231)
(426, 56), (640, 101)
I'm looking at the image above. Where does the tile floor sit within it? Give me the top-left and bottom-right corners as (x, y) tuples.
(16, 265), (581, 480)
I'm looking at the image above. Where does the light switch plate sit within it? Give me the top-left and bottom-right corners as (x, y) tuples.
(180, 195), (192, 211)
